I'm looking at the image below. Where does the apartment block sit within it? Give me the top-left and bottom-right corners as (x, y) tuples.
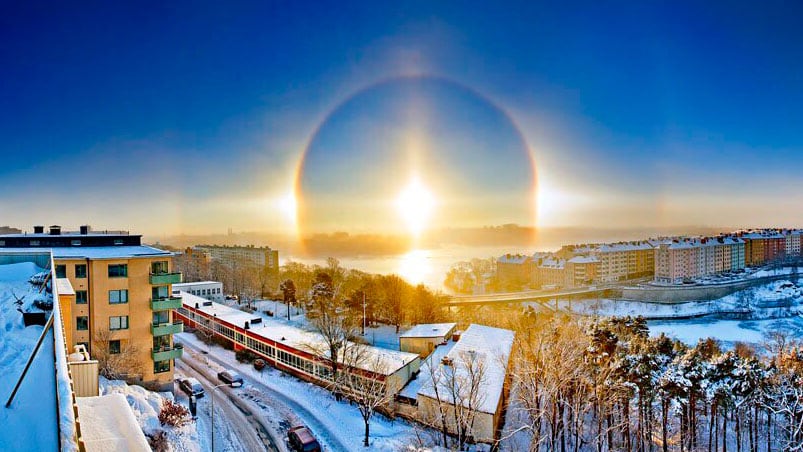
(193, 244), (279, 271)
(0, 225), (182, 388)
(654, 236), (745, 284)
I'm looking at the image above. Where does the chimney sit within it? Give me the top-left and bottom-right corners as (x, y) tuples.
(80, 225), (89, 235)
(49, 225), (61, 235)
(33, 225), (44, 234)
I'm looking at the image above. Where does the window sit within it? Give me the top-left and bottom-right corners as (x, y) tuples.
(109, 289), (128, 304)
(76, 290), (88, 304)
(151, 261), (168, 274)
(154, 360), (170, 374)
(71, 240), (81, 246)
(109, 316), (129, 330)
(76, 316), (88, 331)
(114, 239), (123, 245)
(109, 340), (121, 354)
(152, 312), (169, 325)
(75, 264), (87, 278)
(152, 286), (169, 299)
(55, 265), (66, 278)
(108, 264), (128, 278)
(30, 240), (40, 246)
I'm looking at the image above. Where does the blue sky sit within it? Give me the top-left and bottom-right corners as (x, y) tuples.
(2, 1), (803, 235)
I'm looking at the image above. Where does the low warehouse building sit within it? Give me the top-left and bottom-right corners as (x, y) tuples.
(399, 322), (457, 357)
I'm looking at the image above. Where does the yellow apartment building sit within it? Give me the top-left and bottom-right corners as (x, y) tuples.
(0, 225), (182, 389)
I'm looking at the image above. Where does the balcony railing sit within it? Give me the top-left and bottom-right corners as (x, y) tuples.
(152, 346), (183, 361)
(151, 321), (184, 336)
(149, 272), (182, 285)
(150, 296), (182, 311)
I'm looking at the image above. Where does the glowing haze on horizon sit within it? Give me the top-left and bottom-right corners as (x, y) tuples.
(3, 2), (803, 240)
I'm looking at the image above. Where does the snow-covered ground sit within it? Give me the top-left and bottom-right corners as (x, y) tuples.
(555, 278), (803, 348)
(177, 331), (445, 451)
(0, 262), (59, 451)
(558, 279), (803, 320)
(99, 377), (202, 452)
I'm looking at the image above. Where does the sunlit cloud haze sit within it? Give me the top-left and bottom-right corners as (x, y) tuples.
(3, 2), (803, 246)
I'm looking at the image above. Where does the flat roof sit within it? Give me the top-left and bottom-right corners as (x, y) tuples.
(173, 281), (222, 287)
(0, 246), (171, 259)
(76, 394), (150, 452)
(417, 324), (514, 414)
(400, 323), (457, 339)
(55, 278), (75, 296)
(180, 293), (419, 376)
(0, 261), (60, 450)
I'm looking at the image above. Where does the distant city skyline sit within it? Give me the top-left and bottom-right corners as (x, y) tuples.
(3, 2), (803, 237)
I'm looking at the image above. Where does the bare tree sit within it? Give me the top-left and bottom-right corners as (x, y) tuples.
(337, 343), (396, 447)
(418, 349), (489, 450)
(93, 328), (144, 379)
(305, 274), (360, 399)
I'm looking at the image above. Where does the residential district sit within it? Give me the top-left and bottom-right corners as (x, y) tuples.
(486, 229), (800, 292)
(2, 224), (803, 451)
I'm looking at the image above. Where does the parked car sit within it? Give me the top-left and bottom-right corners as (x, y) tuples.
(217, 370), (243, 387)
(179, 378), (204, 398)
(287, 426), (321, 452)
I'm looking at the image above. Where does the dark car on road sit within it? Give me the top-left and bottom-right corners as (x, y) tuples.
(179, 378), (204, 398)
(217, 370), (244, 387)
(288, 425), (321, 452)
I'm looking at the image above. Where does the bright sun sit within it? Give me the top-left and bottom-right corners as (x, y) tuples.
(396, 177), (436, 236)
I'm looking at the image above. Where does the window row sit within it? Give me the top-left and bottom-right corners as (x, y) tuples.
(75, 316), (129, 331)
(55, 264), (87, 279)
(189, 287), (222, 296)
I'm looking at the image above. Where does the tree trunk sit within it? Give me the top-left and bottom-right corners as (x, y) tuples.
(662, 399), (669, 452)
(364, 418), (370, 447)
(722, 406), (727, 452)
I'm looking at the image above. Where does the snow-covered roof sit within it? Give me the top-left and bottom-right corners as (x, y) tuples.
(496, 254), (530, 264)
(173, 281), (221, 287)
(55, 277), (75, 296)
(180, 294), (419, 376)
(0, 246), (171, 259)
(75, 394), (150, 452)
(538, 257), (564, 269)
(417, 324), (514, 415)
(568, 255), (598, 264)
(400, 323), (457, 339)
(0, 261), (61, 450)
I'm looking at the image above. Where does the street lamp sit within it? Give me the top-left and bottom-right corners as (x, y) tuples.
(210, 382), (233, 452)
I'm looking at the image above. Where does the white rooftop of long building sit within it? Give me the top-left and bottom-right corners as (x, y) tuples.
(179, 293), (419, 376)
(173, 281), (221, 287)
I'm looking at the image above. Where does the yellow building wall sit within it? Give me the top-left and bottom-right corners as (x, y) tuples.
(57, 256), (176, 385)
(417, 395), (497, 444)
(58, 292), (75, 349)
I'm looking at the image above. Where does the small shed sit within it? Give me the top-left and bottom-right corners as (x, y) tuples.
(399, 323), (458, 357)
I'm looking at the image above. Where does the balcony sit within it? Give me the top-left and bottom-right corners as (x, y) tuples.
(151, 321), (183, 336)
(152, 345), (183, 361)
(150, 297), (182, 311)
(149, 272), (182, 285)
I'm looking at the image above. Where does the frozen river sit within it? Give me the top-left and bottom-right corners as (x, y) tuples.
(647, 315), (803, 347)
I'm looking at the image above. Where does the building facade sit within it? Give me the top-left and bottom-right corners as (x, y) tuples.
(654, 236), (745, 284)
(0, 225), (182, 387)
(193, 244), (279, 271)
(172, 281), (224, 303)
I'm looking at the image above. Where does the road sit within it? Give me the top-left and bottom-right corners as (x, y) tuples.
(179, 337), (349, 452)
(176, 358), (281, 451)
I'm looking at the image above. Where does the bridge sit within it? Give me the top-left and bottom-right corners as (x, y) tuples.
(446, 286), (619, 306)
